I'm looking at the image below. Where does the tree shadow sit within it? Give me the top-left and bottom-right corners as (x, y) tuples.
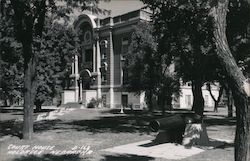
(0, 109), (23, 113)
(1, 111), (158, 138)
(12, 154), (84, 161)
(34, 109), (55, 113)
(100, 154), (154, 161)
(100, 109), (149, 115)
(0, 120), (22, 138)
(34, 114), (158, 134)
(1, 108), (236, 139)
(216, 142), (234, 149)
(32, 110), (235, 135)
(0, 110), (56, 138)
(204, 117), (236, 126)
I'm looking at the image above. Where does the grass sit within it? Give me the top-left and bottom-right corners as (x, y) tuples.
(0, 107), (235, 161)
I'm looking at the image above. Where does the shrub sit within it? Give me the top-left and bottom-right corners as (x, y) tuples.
(87, 98), (102, 108)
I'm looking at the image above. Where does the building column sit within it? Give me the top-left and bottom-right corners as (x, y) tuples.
(74, 54), (79, 102)
(109, 22), (114, 108)
(79, 79), (83, 102)
(96, 36), (102, 100)
(93, 43), (96, 72)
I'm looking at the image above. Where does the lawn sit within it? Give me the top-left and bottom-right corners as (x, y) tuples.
(0, 107), (235, 161)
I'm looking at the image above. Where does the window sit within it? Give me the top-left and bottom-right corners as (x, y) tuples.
(121, 37), (129, 55)
(102, 95), (107, 107)
(101, 72), (107, 84)
(102, 52), (107, 60)
(122, 68), (128, 85)
(100, 62), (107, 84)
(121, 37), (129, 85)
(185, 95), (192, 107)
(122, 94), (128, 108)
(205, 95), (209, 106)
(85, 49), (93, 62)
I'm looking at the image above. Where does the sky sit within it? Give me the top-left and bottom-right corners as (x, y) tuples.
(68, 0), (145, 25)
(98, 0), (145, 17)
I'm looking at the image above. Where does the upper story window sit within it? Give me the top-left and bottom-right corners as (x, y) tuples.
(100, 39), (108, 62)
(102, 52), (107, 60)
(122, 68), (128, 85)
(121, 37), (129, 55)
(185, 95), (192, 107)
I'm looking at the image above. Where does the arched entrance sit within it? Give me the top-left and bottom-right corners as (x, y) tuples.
(73, 14), (102, 105)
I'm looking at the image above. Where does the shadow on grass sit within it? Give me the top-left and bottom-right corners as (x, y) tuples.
(0, 110), (55, 138)
(33, 110), (236, 134)
(204, 117), (236, 126)
(100, 109), (149, 115)
(1, 110), (157, 138)
(34, 114), (158, 134)
(0, 109), (23, 113)
(216, 142), (234, 149)
(100, 154), (154, 161)
(0, 120), (22, 138)
(0, 109), (54, 114)
(12, 154), (84, 161)
(1, 108), (236, 138)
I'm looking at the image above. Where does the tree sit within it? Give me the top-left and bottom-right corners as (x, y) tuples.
(209, 1), (250, 160)
(0, 15), (78, 111)
(34, 18), (79, 111)
(206, 82), (224, 112)
(0, 59), (23, 106)
(142, 0), (250, 160)
(126, 22), (158, 112)
(126, 22), (180, 114)
(143, 0), (216, 116)
(0, 13), (23, 106)
(0, 0), (106, 140)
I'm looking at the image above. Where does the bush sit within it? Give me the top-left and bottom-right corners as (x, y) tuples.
(87, 98), (102, 108)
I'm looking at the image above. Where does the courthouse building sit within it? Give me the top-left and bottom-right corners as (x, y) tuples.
(61, 1), (219, 109)
(62, 9), (150, 108)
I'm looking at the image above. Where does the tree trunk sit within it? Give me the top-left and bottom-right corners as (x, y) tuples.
(146, 90), (154, 113)
(22, 43), (36, 140)
(35, 101), (43, 112)
(158, 92), (166, 116)
(227, 88), (234, 117)
(166, 96), (173, 111)
(191, 80), (204, 116)
(207, 83), (224, 112)
(210, 1), (250, 161)
(214, 85), (224, 112)
(4, 99), (8, 107)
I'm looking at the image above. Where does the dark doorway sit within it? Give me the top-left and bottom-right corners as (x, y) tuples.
(122, 94), (128, 108)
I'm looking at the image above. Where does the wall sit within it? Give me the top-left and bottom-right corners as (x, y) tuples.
(61, 90), (76, 104)
(82, 90), (97, 107)
(179, 85), (219, 109)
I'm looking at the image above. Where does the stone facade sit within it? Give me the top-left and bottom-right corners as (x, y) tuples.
(62, 10), (149, 109)
(61, 8), (219, 109)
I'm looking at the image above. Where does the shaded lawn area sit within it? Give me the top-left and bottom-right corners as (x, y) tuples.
(11, 154), (85, 161)
(205, 117), (236, 126)
(0, 109), (56, 138)
(0, 108), (235, 161)
(10, 153), (155, 161)
(34, 115), (155, 134)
